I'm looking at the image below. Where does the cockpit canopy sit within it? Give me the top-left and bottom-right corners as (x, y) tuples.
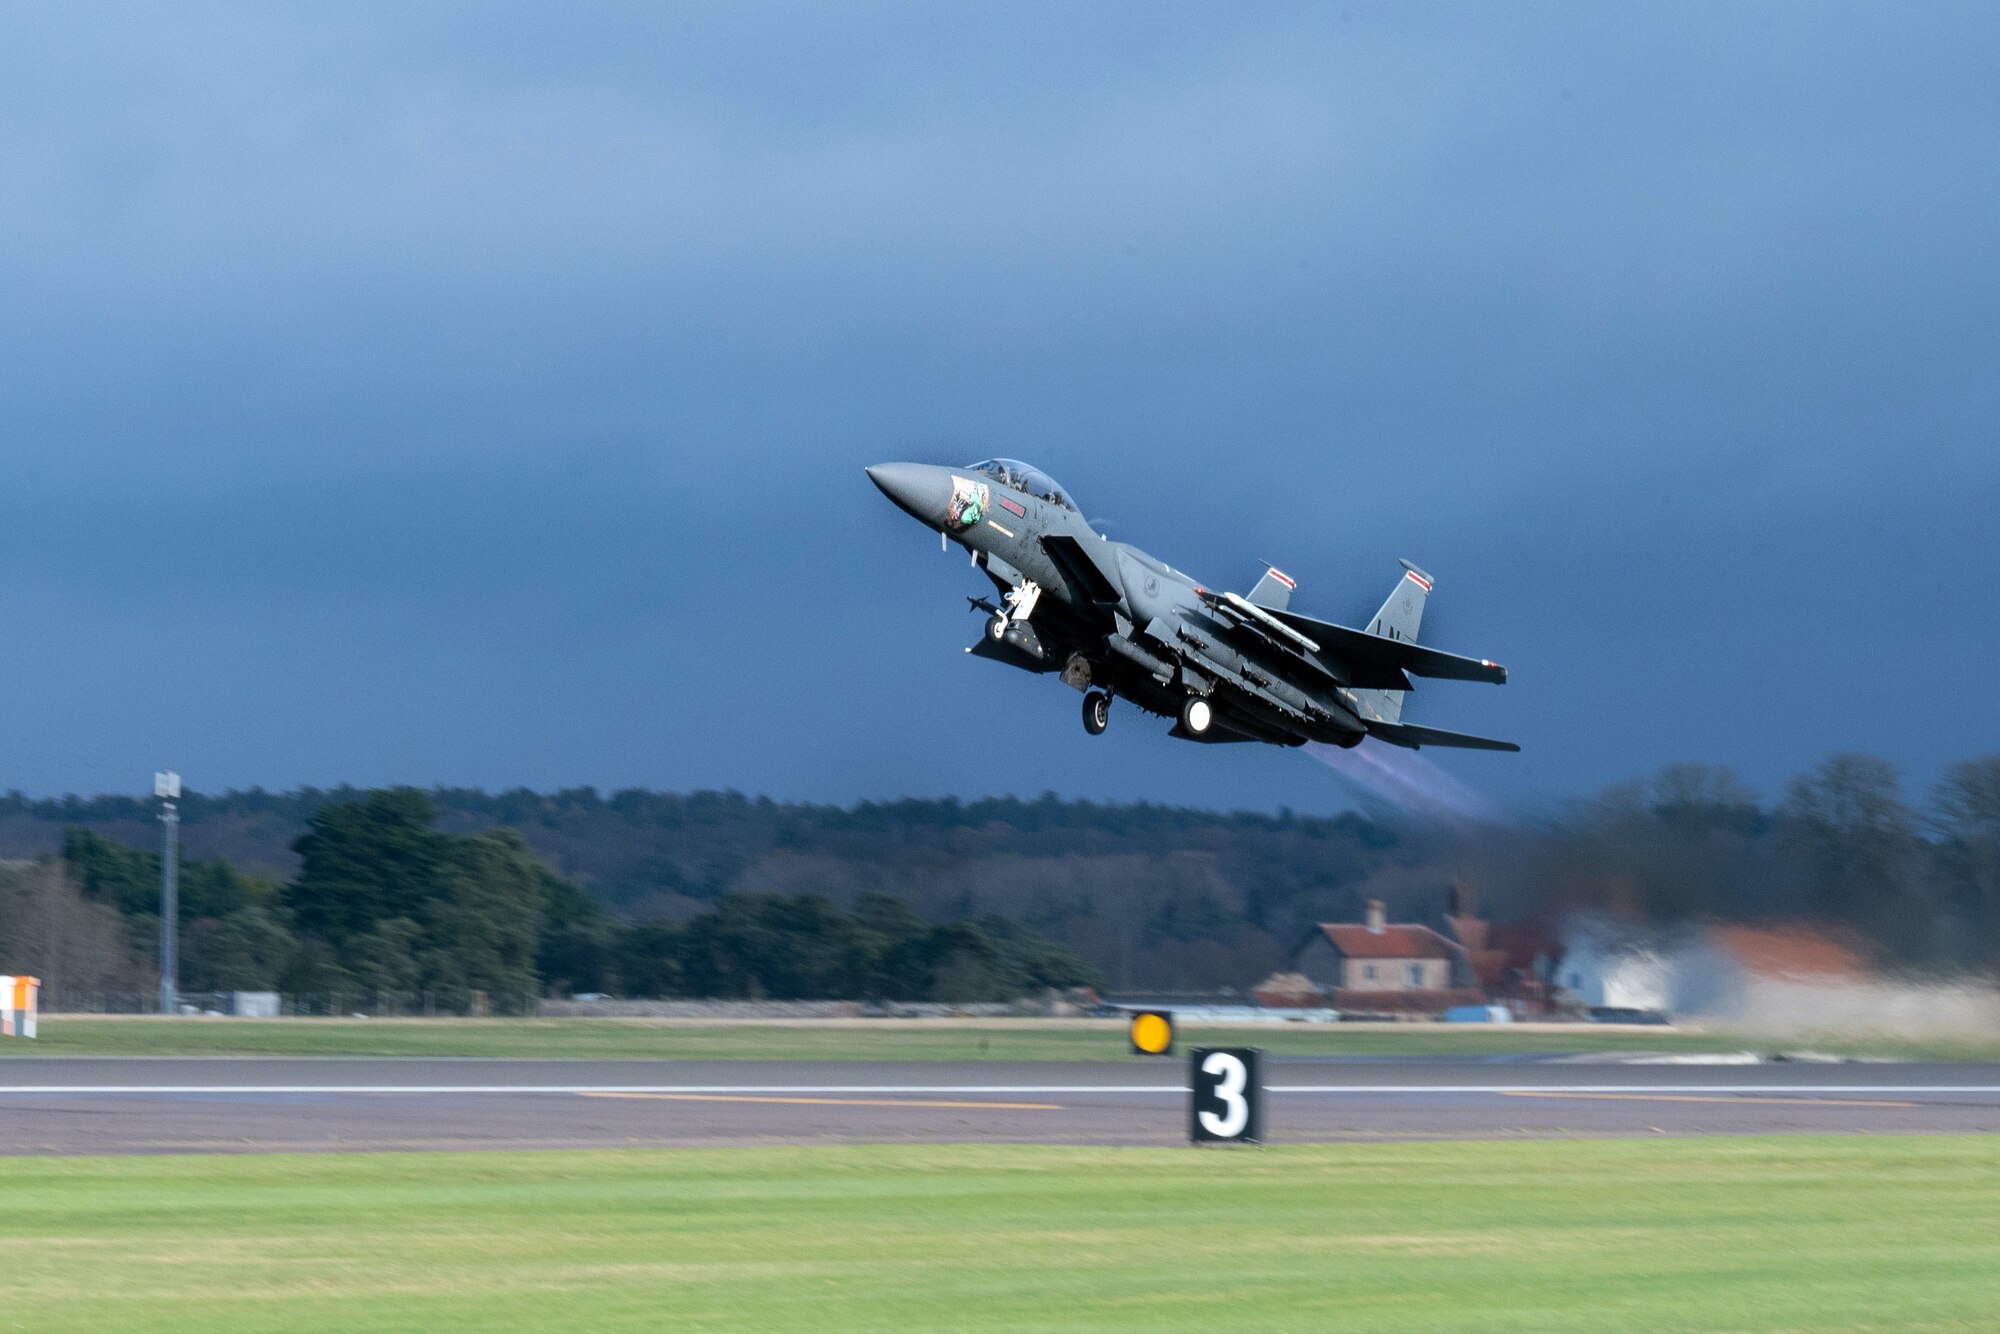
(967, 458), (1076, 511)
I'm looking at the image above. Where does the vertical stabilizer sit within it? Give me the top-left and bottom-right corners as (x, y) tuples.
(1351, 561), (1433, 724)
(1369, 561), (1431, 641)
(1247, 566), (1296, 611)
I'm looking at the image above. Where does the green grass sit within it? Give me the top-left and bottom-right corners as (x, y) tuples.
(0, 1137), (1993, 1331)
(11, 1016), (1998, 1062)
(0, 1018), (1745, 1060)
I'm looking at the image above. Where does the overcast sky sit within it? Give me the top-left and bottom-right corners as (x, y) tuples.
(0, 2), (1994, 814)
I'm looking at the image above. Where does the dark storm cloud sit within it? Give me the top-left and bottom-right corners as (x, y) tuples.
(0, 2), (1994, 808)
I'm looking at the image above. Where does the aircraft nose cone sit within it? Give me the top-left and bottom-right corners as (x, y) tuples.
(866, 462), (952, 527)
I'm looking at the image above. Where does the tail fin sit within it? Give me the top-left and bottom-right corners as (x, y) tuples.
(1246, 565), (1296, 611)
(1369, 560), (1432, 641)
(1351, 561), (1433, 724)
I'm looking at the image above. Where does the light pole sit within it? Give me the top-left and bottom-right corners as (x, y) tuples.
(155, 771), (180, 1015)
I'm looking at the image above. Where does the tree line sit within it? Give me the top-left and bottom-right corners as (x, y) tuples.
(1478, 754), (2000, 967)
(0, 752), (1994, 998)
(2, 789), (1099, 1006)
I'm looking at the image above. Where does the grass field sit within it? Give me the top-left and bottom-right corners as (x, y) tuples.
(0, 1137), (1993, 1331)
(8, 1015), (1998, 1062)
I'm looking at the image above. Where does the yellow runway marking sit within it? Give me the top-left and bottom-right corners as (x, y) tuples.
(580, 1091), (1063, 1110)
(1500, 1091), (1917, 1108)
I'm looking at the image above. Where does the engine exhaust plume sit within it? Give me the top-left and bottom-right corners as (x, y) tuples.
(1302, 741), (1506, 826)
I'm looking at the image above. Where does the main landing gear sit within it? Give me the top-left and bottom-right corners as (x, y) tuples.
(1081, 689), (1111, 736)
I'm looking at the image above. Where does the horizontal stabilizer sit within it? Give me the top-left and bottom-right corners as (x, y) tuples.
(1269, 608), (1509, 687)
(1368, 721), (1520, 752)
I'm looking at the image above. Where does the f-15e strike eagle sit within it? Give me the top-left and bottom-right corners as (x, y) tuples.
(869, 458), (1518, 752)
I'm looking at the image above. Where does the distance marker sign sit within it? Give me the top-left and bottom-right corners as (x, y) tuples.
(1189, 1047), (1264, 1144)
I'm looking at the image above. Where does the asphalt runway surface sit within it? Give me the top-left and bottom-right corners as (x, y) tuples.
(1, 1057), (1997, 1154)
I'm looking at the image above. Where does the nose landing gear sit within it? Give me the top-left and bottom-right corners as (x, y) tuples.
(1081, 689), (1111, 736)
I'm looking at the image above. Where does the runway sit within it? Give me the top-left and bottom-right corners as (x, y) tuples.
(1, 1057), (1996, 1154)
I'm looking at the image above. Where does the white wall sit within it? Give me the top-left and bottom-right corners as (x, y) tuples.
(1556, 936), (1671, 1011)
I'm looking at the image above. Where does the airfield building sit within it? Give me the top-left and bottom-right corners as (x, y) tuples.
(1284, 899), (1486, 1016)
(1258, 886), (1557, 1017)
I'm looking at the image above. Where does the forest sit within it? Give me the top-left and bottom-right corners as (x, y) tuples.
(0, 751), (1993, 1001)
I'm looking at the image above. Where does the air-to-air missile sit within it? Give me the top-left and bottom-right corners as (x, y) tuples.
(868, 458), (1517, 751)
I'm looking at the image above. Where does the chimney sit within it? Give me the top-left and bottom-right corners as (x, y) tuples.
(1364, 899), (1386, 934)
(1448, 882), (1477, 919)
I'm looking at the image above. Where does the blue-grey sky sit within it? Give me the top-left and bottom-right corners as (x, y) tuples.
(1, 2), (1994, 814)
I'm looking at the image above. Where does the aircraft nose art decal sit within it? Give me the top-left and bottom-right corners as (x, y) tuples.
(949, 476), (990, 529)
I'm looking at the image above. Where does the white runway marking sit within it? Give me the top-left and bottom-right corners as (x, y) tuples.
(580, 1091), (1064, 1110)
(1269, 1085), (2000, 1095)
(0, 1084), (1995, 1096)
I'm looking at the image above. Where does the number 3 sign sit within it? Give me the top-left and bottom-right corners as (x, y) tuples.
(1189, 1047), (1264, 1144)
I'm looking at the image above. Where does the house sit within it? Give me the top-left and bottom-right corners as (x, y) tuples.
(1284, 899), (1485, 1016)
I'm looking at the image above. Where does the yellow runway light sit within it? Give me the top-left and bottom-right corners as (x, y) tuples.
(1129, 1010), (1174, 1056)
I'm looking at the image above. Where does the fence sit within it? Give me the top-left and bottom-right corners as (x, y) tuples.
(538, 999), (1019, 1019)
(42, 990), (539, 1018)
(39, 995), (1084, 1019)
(38, 987), (1097, 1019)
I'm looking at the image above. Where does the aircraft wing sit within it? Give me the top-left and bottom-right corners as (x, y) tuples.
(1267, 610), (1509, 687)
(1366, 720), (1521, 752)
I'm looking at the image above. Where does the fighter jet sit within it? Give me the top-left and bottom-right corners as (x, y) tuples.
(868, 458), (1518, 752)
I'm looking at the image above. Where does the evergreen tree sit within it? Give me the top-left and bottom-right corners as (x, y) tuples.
(62, 828), (272, 923)
(616, 919), (684, 998)
(286, 788), (448, 952)
(182, 907), (295, 992)
(62, 828), (158, 917)
(284, 791), (545, 1002)
(538, 869), (616, 995)
(428, 829), (544, 998)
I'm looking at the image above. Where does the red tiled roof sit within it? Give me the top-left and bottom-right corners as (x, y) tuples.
(1314, 923), (1459, 960)
(1708, 925), (1870, 980)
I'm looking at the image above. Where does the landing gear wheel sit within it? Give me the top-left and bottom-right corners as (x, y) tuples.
(1082, 690), (1111, 736)
(1180, 695), (1214, 737)
(987, 613), (1009, 643)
